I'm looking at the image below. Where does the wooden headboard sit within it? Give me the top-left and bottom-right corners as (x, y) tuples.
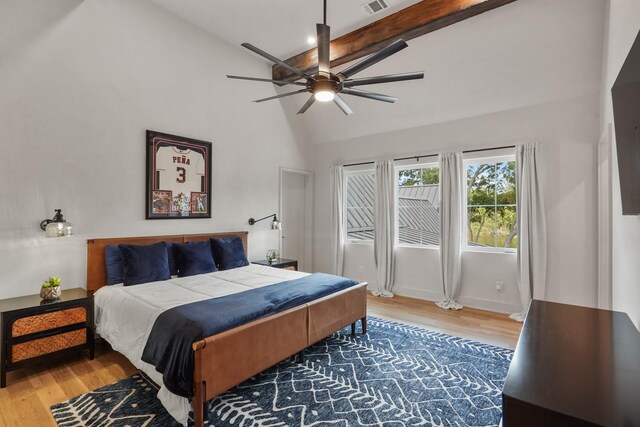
(86, 231), (248, 292)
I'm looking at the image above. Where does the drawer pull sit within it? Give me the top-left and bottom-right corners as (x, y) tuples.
(40, 328), (67, 338)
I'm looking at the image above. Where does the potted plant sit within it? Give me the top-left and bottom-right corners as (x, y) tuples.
(41, 276), (62, 301)
(266, 249), (279, 263)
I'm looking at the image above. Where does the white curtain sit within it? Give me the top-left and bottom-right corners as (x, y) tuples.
(436, 152), (465, 310)
(511, 143), (547, 322)
(373, 160), (396, 297)
(330, 165), (345, 276)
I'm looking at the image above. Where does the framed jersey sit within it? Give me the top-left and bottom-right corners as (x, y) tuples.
(146, 130), (212, 219)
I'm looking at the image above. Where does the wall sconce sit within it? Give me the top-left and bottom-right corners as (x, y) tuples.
(40, 209), (74, 238)
(248, 213), (282, 230)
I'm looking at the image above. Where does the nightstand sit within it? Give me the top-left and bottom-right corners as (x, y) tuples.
(253, 258), (298, 271)
(0, 287), (94, 388)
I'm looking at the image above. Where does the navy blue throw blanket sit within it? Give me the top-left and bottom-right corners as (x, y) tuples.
(141, 273), (359, 398)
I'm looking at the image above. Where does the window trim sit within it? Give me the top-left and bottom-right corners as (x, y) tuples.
(464, 155), (517, 254)
(344, 168), (375, 244)
(395, 161), (440, 248)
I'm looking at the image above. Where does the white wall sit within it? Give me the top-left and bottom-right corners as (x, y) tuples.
(601, 0), (640, 329)
(312, 0), (605, 313)
(313, 96), (600, 313)
(0, 0), (309, 299)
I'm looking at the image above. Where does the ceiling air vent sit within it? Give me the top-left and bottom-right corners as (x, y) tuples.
(362, 0), (389, 15)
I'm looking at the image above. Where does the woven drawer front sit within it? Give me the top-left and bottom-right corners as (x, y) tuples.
(284, 266), (296, 271)
(12, 307), (86, 337)
(12, 329), (86, 362)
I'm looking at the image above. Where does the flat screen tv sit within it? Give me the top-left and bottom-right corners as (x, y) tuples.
(612, 30), (640, 215)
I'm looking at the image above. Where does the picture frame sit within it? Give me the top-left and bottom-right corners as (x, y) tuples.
(146, 130), (212, 219)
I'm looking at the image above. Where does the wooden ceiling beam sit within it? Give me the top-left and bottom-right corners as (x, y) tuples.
(273, 0), (517, 81)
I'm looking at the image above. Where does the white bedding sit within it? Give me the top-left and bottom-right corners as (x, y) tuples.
(94, 264), (309, 426)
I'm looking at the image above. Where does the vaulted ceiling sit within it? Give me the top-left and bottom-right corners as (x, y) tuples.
(149, 0), (422, 59)
(147, 0), (605, 144)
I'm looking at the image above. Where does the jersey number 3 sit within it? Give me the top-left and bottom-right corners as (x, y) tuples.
(176, 167), (186, 183)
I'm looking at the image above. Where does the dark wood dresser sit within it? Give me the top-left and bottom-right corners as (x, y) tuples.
(502, 300), (640, 426)
(0, 288), (94, 387)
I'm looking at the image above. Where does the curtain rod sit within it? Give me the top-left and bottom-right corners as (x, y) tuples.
(343, 145), (516, 168)
(463, 144), (516, 154)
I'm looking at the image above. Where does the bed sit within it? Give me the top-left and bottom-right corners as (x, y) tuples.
(86, 232), (367, 427)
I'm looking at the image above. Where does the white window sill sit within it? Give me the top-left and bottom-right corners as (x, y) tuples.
(345, 241), (516, 254)
(345, 240), (373, 245)
(395, 243), (439, 250)
(464, 247), (517, 255)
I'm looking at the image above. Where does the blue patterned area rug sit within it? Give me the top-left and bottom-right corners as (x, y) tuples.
(51, 317), (513, 427)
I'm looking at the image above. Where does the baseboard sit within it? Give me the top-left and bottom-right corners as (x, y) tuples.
(376, 285), (520, 314)
(456, 296), (520, 314)
(390, 286), (443, 302)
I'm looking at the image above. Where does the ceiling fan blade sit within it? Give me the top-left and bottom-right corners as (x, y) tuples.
(342, 71), (424, 87)
(241, 43), (308, 78)
(340, 87), (397, 103)
(297, 96), (316, 114)
(317, 23), (331, 76)
(333, 94), (353, 115)
(336, 40), (408, 80)
(253, 89), (308, 103)
(227, 75), (307, 86)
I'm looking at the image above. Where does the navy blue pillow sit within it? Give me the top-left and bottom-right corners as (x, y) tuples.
(210, 237), (249, 270)
(105, 242), (177, 285)
(105, 245), (124, 285)
(119, 242), (171, 286)
(165, 242), (178, 276)
(172, 241), (217, 277)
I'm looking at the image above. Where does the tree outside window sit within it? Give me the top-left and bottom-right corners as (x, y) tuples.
(466, 160), (517, 249)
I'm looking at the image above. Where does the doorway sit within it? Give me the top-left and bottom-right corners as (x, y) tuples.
(279, 168), (313, 272)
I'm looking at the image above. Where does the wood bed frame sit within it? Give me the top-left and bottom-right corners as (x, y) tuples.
(86, 231), (367, 427)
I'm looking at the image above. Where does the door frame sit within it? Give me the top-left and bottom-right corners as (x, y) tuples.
(597, 124), (612, 310)
(279, 167), (314, 271)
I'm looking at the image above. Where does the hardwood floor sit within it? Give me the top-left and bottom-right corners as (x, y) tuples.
(367, 294), (522, 349)
(0, 345), (137, 427)
(0, 294), (522, 427)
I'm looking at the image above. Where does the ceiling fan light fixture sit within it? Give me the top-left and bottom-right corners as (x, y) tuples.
(313, 77), (338, 102)
(314, 90), (335, 102)
(228, 0), (424, 115)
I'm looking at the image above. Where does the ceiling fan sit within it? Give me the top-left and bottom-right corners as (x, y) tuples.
(226, 0), (424, 115)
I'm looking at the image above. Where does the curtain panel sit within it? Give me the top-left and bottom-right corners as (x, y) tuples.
(373, 160), (396, 297)
(511, 142), (547, 322)
(436, 152), (464, 310)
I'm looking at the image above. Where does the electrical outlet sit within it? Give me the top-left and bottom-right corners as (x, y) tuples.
(495, 281), (504, 292)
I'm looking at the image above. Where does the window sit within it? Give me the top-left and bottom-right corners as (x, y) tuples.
(466, 157), (517, 250)
(397, 164), (440, 246)
(345, 171), (375, 242)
